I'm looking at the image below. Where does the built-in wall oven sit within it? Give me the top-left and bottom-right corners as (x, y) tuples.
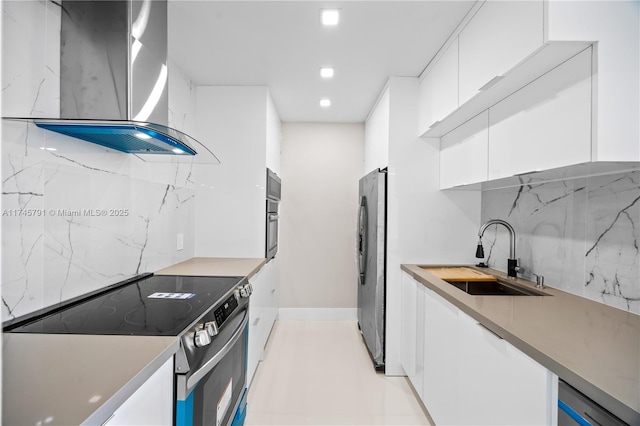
(5, 274), (254, 426)
(266, 168), (281, 261)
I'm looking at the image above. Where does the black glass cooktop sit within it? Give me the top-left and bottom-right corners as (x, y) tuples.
(9, 275), (243, 336)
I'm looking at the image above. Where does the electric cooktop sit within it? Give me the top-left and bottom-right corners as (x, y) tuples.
(7, 275), (244, 336)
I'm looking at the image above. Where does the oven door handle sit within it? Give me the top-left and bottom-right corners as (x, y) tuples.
(186, 310), (249, 390)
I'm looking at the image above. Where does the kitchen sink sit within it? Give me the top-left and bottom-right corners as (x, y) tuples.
(445, 279), (549, 296)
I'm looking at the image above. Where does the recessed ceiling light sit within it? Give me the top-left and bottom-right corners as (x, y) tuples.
(39, 146), (57, 151)
(320, 99), (331, 108)
(320, 67), (335, 79)
(321, 9), (340, 26)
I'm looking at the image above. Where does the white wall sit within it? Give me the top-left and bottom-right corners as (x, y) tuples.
(193, 86), (268, 258)
(279, 123), (364, 314)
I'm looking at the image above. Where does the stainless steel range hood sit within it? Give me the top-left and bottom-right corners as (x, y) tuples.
(5, 0), (207, 157)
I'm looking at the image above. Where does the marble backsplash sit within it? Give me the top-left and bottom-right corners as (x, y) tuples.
(481, 171), (640, 315)
(1, 0), (198, 321)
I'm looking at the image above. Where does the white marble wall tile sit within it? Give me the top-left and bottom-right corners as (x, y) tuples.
(584, 172), (640, 314)
(2, 1), (53, 117)
(2, 157), (45, 320)
(482, 171), (640, 314)
(1, 0), (198, 321)
(3, 157), (195, 318)
(481, 178), (587, 295)
(39, 163), (194, 308)
(43, 0), (61, 118)
(168, 59), (197, 138)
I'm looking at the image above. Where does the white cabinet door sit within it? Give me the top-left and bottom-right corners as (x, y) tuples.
(458, 0), (544, 106)
(247, 266), (267, 384)
(547, 0), (640, 162)
(400, 271), (423, 398)
(422, 286), (459, 426)
(105, 358), (173, 425)
(262, 259), (279, 347)
(457, 311), (556, 425)
(418, 38), (459, 135)
(440, 111), (489, 189)
(488, 47), (592, 180)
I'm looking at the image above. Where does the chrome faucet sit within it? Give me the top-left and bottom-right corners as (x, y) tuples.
(476, 219), (523, 278)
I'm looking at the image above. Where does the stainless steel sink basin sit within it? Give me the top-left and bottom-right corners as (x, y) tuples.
(445, 279), (549, 296)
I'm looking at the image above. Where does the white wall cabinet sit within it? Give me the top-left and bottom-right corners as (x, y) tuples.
(418, 38), (459, 135)
(488, 47), (592, 180)
(458, 0), (544, 105)
(401, 273), (557, 425)
(427, 0), (638, 187)
(440, 110), (489, 188)
(194, 87), (281, 258)
(105, 358), (173, 425)
(440, 46), (593, 189)
(546, 0), (640, 162)
(247, 259), (279, 385)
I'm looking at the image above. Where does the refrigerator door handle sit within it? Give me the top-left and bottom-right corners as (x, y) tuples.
(358, 196), (367, 285)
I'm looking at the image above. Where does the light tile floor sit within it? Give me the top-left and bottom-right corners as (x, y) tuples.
(245, 321), (433, 426)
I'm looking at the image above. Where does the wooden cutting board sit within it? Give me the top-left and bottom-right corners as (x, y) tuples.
(423, 267), (497, 282)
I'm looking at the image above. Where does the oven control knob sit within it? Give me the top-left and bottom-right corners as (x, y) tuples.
(194, 329), (211, 347)
(239, 283), (253, 298)
(204, 321), (219, 337)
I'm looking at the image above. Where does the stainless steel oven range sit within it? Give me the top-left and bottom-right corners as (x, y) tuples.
(266, 168), (281, 261)
(5, 274), (254, 426)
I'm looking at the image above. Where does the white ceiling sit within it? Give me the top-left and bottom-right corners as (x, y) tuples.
(168, 1), (475, 122)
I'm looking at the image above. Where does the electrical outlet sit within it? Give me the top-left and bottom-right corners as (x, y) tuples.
(177, 233), (184, 251)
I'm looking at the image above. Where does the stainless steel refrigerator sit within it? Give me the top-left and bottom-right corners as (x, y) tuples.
(357, 168), (386, 371)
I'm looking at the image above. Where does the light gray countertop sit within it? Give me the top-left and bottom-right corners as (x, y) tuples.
(402, 264), (640, 425)
(2, 333), (179, 426)
(2, 257), (265, 426)
(155, 257), (266, 279)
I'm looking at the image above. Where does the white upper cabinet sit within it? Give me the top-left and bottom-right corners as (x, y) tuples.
(440, 111), (489, 189)
(458, 0), (544, 106)
(546, 0), (640, 162)
(364, 87), (390, 173)
(434, 0), (638, 188)
(418, 38), (459, 136)
(488, 47), (593, 180)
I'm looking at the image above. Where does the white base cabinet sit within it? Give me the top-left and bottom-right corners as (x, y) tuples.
(456, 310), (557, 425)
(105, 358), (173, 425)
(247, 259), (279, 385)
(401, 272), (557, 425)
(422, 280), (459, 425)
(401, 271), (424, 398)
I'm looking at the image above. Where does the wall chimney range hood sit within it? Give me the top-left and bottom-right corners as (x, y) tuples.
(4, 0), (204, 157)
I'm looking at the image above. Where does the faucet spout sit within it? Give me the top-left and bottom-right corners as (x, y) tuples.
(477, 219), (519, 278)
